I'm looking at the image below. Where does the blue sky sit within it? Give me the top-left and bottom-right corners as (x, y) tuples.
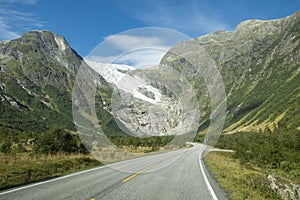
(0, 0), (299, 56)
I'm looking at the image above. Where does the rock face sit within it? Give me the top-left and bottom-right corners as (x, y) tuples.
(268, 174), (300, 200)
(0, 30), (198, 137)
(0, 31), (107, 132)
(87, 60), (199, 137)
(113, 87), (183, 136)
(162, 10), (300, 132)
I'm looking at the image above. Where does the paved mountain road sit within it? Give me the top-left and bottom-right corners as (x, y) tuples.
(0, 143), (227, 200)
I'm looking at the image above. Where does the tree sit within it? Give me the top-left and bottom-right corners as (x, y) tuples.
(0, 141), (11, 154)
(34, 128), (79, 154)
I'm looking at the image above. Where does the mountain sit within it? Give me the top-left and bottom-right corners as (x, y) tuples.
(0, 30), (195, 138)
(1, 11), (299, 136)
(162, 10), (300, 133)
(86, 60), (199, 137)
(86, 61), (164, 105)
(0, 31), (108, 133)
(85, 61), (134, 86)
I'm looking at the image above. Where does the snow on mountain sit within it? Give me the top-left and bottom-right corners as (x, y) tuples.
(85, 60), (162, 105)
(85, 60), (134, 85)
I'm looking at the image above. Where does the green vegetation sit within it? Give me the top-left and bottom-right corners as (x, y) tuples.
(0, 13), (299, 196)
(162, 13), (300, 198)
(205, 152), (280, 200)
(0, 31), (78, 133)
(214, 126), (300, 184)
(161, 11), (300, 133)
(0, 128), (101, 190)
(0, 153), (101, 190)
(0, 126), (179, 190)
(201, 124), (300, 200)
(108, 135), (175, 151)
(0, 75), (75, 132)
(0, 128), (87, 155)
(33, 128), (88, 154)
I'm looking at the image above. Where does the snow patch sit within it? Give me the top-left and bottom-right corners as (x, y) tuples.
(54, 35), (66, 51)
(86, 60), (162, 105)
(86, 60), (134, 85)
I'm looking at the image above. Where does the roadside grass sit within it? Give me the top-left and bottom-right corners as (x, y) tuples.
(0, 144), (191, 191)
(204, 152), (280, 200)
(0, 153), (102, 190)
(0, 126), (191, 191)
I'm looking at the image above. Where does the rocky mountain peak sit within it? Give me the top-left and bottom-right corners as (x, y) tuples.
(21, 30), (70, 52)
(0, 30), (92, 132)
(0, 30), (81, 75)
(162, 10), (300, 132)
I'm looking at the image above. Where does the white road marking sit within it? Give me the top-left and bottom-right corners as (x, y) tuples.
(0, 165), (108, 196)
(1, 146), (212, 199)
(0, 149), (187, 196)
(199, 147), (219, 200)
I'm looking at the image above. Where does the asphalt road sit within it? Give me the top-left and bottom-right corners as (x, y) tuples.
(0, 143), (226, 200)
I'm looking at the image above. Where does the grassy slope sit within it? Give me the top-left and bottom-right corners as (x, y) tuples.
(203, 126), (300, 199)
(161, 11), (300, 133)
(205, 152), (280, 200)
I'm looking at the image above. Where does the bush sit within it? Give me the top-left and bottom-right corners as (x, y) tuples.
(214, 126), (300, 173)
(0, 141), (11, 154)
(34, 128), (85, 154)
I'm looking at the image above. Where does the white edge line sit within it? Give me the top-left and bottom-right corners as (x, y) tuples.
(0, 148), (189, 196)
(199, 148), (218, 200)
(0, 164), (109, 196)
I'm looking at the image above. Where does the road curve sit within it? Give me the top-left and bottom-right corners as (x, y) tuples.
(0, 143), (226, 200)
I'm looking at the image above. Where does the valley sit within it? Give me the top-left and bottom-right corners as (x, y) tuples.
(0, 10), (299, 200)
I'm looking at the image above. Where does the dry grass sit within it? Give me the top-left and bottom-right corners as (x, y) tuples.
(204, 152), (280, 200)
(90, 145), (189, 164)
(0, 153), (102, 190)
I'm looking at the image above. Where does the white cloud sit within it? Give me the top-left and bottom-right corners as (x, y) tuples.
(0, 17), (20, 40)
(114, 48), (168, 68)
(0, 0), (37, 5)
(0, 3), (44, 41)
(88, 34), (172, 68)
(104, 34), (170, 51)
(119, 1), (231, 35)
(86, 55), (117, 64)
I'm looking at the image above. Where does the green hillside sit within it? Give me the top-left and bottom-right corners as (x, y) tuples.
(162, 10), (300, 133)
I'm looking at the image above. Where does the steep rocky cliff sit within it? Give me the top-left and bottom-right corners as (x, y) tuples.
(162, 11), (300, 133)
(0, 31), (107, 132)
